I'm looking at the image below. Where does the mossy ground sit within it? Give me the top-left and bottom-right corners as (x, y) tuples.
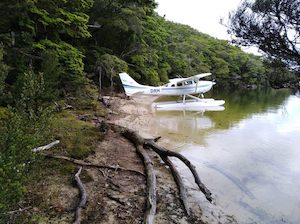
(50, 110), (104, 159)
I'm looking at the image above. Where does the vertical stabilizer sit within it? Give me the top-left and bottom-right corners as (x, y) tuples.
(119, 72), (141, 87)
(119, 72), (149, 96)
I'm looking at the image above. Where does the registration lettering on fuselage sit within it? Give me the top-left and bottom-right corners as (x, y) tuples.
(150, 89), (160, 93)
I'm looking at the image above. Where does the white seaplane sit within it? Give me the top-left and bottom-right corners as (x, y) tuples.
(119, 72), (225, 110)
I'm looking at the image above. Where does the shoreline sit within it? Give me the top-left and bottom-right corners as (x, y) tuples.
(13, 95), (237, 224)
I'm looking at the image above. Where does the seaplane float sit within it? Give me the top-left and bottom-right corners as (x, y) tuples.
(119, 72), (225, 111)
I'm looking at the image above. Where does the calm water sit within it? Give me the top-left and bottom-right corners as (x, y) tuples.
(152, 89), (300, 224)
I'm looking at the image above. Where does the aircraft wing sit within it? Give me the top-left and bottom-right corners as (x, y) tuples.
(175, 73), (212, 84)
(194, 73), (212, 79)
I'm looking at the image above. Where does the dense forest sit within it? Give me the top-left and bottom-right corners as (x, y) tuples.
(0, 0), (299, 222)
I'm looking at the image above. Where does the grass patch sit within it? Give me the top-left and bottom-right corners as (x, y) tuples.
(50, 110), (104, 159)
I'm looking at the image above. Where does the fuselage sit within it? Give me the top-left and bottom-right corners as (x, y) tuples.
(119, 72), (215, 96)
(128, 79), (215, 96)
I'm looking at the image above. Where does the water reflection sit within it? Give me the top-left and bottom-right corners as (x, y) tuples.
(205, 88), (292, 129)
(153, 110), (218, 146)
(152, 89), (300, 223)
(153, 89), (291, 146)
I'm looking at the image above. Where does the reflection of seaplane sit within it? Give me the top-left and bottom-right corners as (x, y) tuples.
(119, 72), (225, 111)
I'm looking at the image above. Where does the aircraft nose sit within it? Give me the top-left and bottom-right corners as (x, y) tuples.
(212, 81), (216, 85)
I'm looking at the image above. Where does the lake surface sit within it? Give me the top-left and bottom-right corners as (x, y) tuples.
(152, 89), (300, 224)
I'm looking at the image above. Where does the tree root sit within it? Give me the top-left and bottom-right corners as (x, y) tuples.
(42, 153), (145, 176)
(73, 167), (87, 224)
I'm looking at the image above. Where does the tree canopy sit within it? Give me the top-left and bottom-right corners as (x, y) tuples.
(228, 0), (300, 73)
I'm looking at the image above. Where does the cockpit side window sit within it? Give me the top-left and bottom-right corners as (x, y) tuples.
(184, 80), (193, 85)
(171, 84), (175, 87)
(177, 82), (183, 86)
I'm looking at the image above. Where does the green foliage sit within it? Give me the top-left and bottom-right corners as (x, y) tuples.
(27, 0), (92, 39)
(39, 50), (62, 100)
(88, 0), (155, 54)
(0, 112), (32, 215)
(0, 47), (9, 96)
(0, 71), (52, 219)
(34, 40), (86, 93)
(100, 53), (128, 75)
(68, 82), (99, 110)
(211, 57), (230, 77)
(126, 15), (170, 85)
(228, 0), (300, 72)
(264, 60), (298, 88)
(135, 17), (272, 88)
(0, 0), (93, 104)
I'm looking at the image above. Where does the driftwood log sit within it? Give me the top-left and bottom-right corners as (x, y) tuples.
(73, 167), (87, 224)
(112, 124), (213, 223)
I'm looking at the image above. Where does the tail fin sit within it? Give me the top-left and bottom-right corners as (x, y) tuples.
(119, 72), (148, 96)
(119, 72), (141, 87)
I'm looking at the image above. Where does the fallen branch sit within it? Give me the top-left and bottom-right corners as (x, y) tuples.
(43, 153), (145, 176)
(73, 167), (87, 224)
(32, 140), (60, 152)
